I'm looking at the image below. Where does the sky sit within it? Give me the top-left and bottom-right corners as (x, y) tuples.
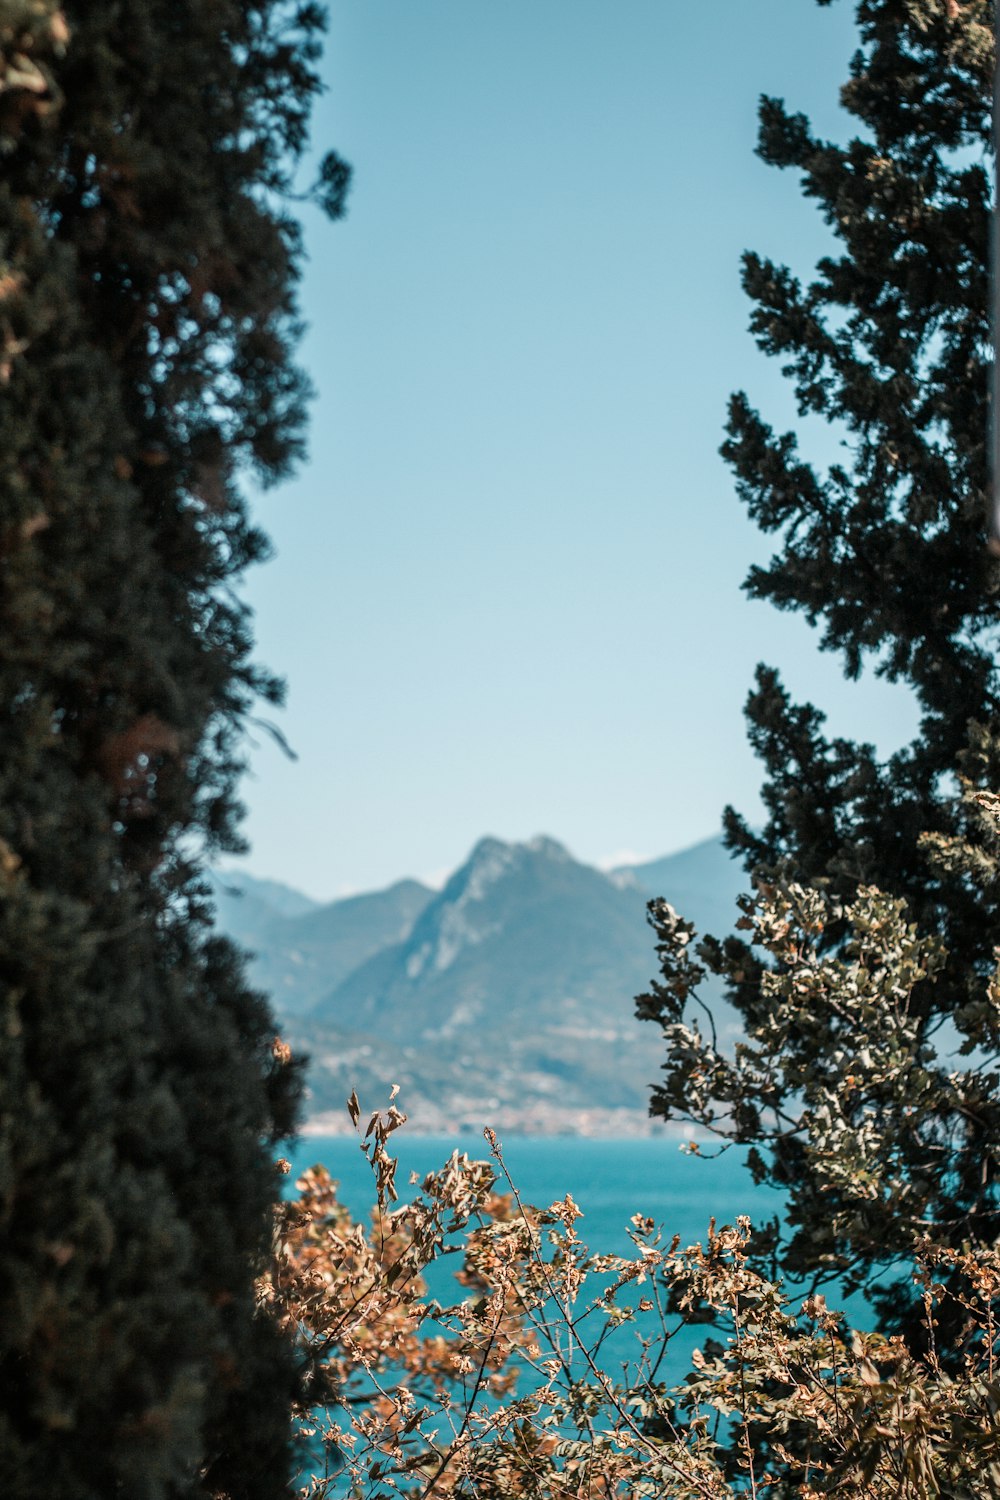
(229, 0), (921, 903)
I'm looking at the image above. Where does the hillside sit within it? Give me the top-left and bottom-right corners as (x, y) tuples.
(210, 871), (433, 1015)
(213, 834), (745, 1133)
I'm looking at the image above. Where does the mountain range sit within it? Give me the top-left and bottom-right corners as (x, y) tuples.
(210, 834), (745, 1135)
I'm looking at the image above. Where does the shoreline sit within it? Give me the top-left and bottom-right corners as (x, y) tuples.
(297, 1106), (699, 1140)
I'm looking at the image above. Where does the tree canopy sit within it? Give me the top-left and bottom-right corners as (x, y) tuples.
(641, 0), (1000, 1332)
(0, 3), (346, 1493)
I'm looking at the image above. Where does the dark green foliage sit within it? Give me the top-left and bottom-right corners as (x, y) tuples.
(0, 3), (344, 1493)
(642, 0), (1000, 1327)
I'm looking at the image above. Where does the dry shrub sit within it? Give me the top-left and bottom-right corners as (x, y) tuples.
(260, 1098), (1000, 1499)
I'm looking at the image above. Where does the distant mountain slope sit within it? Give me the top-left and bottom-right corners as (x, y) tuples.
(620, 835), (745, 942)
(212, 874), (434, 1016)
(287, 835), (733, 1132)
(327, 836), (656, 1040)
(211, 834), (745, 1133)
(219, 871), (322, 919)
(208, 879), (284, 949)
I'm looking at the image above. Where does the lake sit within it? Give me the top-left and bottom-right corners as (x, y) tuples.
(285, 1132), (786, 1259)
(283, 1133), (836, 1489)
(284, 1131), (791, 1384)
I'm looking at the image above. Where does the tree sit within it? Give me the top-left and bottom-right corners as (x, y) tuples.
(0, 3), (347, 1493)
(271, 1100), (1000, 1498)
(640, 0), (1000, 1331)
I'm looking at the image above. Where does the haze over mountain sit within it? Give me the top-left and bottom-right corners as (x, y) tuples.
(212, 872), (433, 1016)
(212, 834), (745, 1134)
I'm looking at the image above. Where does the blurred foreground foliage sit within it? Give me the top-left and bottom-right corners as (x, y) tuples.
(0, 3), (346, 1493)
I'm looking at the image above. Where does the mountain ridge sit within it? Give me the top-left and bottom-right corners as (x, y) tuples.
(212, 833), (745, 1134)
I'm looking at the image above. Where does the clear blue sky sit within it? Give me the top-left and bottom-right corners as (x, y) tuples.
(232, 0), (920, 902)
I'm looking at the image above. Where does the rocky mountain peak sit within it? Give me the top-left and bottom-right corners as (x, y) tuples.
(525, 834), (573, 862)
(211, 832), (740, 1132)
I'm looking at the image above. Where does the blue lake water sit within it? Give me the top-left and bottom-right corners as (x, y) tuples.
(283, 1134), (849, 1487)
(285, 1133), (792, 1384)
(286, 1133), (786, 1260)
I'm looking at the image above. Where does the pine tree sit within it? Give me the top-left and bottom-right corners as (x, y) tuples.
(641, 0), (1000, 1330)
(0, 3), (347, 1493)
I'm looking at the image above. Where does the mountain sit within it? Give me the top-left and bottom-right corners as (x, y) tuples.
(290, 835), (661, 1132)
(620, 836), (745, 939)
(215, 871), (322, 920)
(215, 876), (434, 1016)
(208, 871), (321, 950)
(211, 834), (745, 1134)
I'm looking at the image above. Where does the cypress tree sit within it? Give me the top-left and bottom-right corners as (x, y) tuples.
(0, 3), (347, 1493)
(641, 0), (1000, 1329)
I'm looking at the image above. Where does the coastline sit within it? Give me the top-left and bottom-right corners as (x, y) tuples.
(297, 1102), (695, 1139)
